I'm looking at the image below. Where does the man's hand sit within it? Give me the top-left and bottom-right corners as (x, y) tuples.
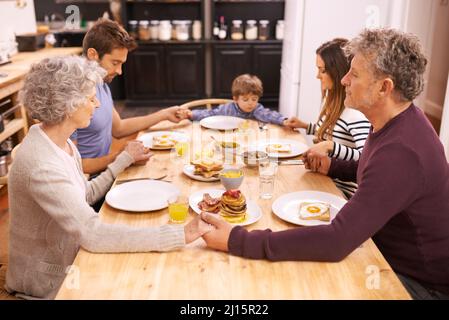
(184, 214), (215, 244)
(124, 140), (153, 164)
(308, 141), (333, 156)
(303, 149), (331, 175)
(163, 106), (185, 123)
(283, 116), (307, 129)
(176, 107), (192, 120)
(200, 212), (234, 252)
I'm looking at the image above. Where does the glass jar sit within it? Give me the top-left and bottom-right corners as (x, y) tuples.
(158, 20), (172, 41)
(231, 20), (243, 40)
(258, 20), (269, 40)
(150, 20), (159, 40)
(192, 20), (202, 40)
(276, 20), (284, 40)
(128, 20), (138, 39)
(176, 20), (191, 41)
(245, 20), (258, 40)
(138, 20), (150, 41)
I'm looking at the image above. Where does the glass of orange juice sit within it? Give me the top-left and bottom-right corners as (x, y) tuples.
(168, 196), (189, 224)
(175, 141), (189, 157)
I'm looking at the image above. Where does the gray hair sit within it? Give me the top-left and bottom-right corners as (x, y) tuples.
(345, 28), (427, 102)
(20, 55), (106, 125)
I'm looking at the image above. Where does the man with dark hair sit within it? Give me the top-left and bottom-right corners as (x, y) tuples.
(200, 28), (449, 300)
(72, 19), (186, 175)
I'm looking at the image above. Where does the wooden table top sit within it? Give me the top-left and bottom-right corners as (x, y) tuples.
(56, 120), (410, 300)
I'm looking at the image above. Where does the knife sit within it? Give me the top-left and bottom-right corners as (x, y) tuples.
(277, 159), (304, 165)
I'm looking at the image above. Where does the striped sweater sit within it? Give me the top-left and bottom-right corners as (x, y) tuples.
(307, 107), (370, 197)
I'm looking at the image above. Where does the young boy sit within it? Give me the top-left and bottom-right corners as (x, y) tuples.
(181, 74), (292, 126)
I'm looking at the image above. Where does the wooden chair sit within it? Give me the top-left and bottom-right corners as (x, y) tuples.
(180, 98), (232, 110)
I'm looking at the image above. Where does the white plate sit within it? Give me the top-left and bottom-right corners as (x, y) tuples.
(248, 139), (309, 158)
(183, 164), (220, 182)
(189, 188), (262, 227)
(106, 180), (180, 212)
(272, 191), (347, 226)
(138, 131), (190, 150)
(200, 116), (244, 131)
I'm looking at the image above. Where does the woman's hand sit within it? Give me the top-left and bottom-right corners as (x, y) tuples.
(124, 140), (153, 164)
(200, 212), (234, 252)
(184, 214), (215, 244)
(308, 141), (333, 155)
(303, 149), (331, 175)
(283, 117), (308, 129)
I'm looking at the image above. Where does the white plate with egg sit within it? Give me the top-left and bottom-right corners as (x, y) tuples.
(138, 131), (190, 150)
(248, 139), (309, 159)
(189, 188), (262, 227)
(199, 116), (245, 131)
(271, 191), (347, 226)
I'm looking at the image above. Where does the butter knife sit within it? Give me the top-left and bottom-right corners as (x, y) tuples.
(277, 159), (304, 165)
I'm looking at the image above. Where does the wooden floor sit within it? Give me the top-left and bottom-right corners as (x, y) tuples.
(0, 103), (442, 300)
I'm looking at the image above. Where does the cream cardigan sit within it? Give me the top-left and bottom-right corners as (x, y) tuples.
(5, 125), (185, 299)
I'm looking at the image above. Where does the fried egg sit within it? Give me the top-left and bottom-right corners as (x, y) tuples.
(299, 202), (330, 221)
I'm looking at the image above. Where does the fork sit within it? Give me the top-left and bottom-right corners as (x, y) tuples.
(115, 174), (169, 185)
(258, 121), (268, 131)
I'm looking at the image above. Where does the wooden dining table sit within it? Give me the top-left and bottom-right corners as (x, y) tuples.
(56, 119), (410, 300)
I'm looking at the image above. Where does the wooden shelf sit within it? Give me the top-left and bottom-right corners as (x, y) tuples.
(0, 119), (24, 143)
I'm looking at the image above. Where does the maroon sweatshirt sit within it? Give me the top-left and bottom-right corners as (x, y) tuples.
(229, 104), (449, 295)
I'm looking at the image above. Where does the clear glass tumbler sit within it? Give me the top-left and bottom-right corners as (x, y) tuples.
(258, 160), (278, 199)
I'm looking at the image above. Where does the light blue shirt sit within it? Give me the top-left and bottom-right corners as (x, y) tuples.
(71, 83), (113, 158)
(191, 102), (287, 125)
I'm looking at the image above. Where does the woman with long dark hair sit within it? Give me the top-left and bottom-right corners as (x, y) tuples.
(285, 38), (370, 198)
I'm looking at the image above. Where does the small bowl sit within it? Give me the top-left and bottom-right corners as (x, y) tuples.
(219, 168), (244, 190)
(241, 151), (269, 167)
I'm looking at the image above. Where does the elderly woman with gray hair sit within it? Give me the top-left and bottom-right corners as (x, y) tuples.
(5, 56), (211, 299)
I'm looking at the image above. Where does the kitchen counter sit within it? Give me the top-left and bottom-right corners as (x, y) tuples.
(0, 47), (83, 95)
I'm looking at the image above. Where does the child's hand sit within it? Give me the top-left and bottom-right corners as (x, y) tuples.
(176, 107), (192, 120)
(284, 117), (307, 129)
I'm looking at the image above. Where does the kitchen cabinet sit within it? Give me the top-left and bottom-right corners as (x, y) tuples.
(213, 42), (282, 108)
(123, 0), (284, 108)
(125, 44), (205, 106)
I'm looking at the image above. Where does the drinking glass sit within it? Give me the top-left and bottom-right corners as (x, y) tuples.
(168, 196), (189, 224)
(258, 160), (278, 199)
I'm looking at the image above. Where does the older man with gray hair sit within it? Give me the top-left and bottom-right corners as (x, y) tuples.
(200, 28), (449, 300)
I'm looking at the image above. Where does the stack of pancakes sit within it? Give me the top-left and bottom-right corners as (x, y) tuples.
(220, 190), (247, 223)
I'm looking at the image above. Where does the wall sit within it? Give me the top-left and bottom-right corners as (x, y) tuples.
(0, 0), (36, 37)
(280, 0), (442, 124)
(439, 75), (449, 160)
(281, 0), (392, 122)
(423, 0), (449, 119)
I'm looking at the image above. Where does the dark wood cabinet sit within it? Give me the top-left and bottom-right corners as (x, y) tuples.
(213, 42), (282, 108)
(166, 45), (205, 98)
(213, 44), (252, 97)
(125, 44), (205, 106)
(122, 0), (284, 108)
